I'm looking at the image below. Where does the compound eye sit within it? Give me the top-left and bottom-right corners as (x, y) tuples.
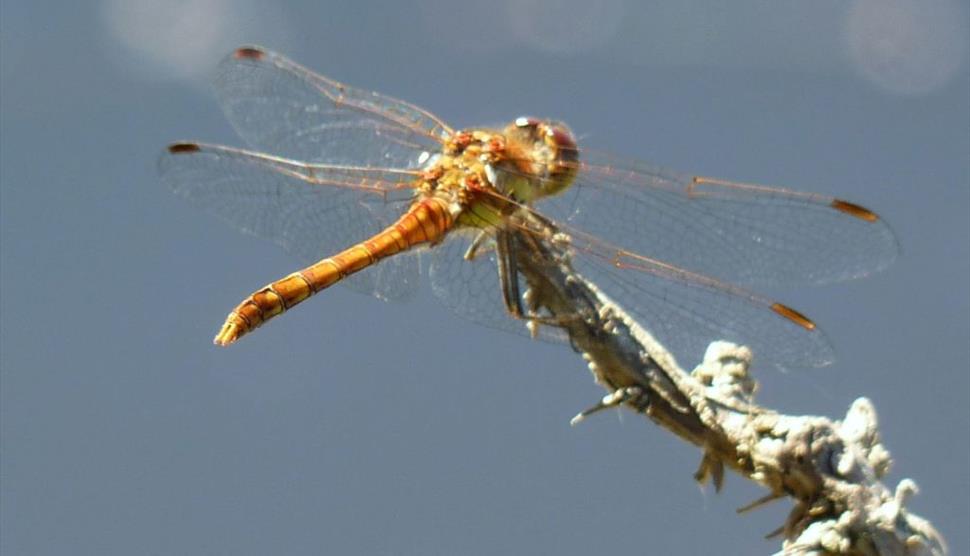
(546, 124), (576, 149)
(514, 116), (541, 128)
(544, 123), (578, 164)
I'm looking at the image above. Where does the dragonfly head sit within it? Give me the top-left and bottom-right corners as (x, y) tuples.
(502, 117), (580, 200)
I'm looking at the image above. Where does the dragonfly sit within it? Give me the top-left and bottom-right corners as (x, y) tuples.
(159, 46), (897, 369)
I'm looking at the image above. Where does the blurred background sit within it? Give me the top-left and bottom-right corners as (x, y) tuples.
(2, 1), (967, 554)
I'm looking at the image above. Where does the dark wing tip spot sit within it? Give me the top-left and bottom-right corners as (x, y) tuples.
(831, 199), (879, 222)
(234, 46), (265, 60)
(771, 302), (816, 331)
(167, 142), (201, 154)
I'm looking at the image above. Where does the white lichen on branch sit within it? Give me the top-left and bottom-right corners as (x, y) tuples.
(509, 231), (945, 555)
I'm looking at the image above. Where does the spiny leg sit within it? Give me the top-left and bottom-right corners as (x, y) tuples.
(495, 231), (575, 337)
(503, 229), (587, 332)
(496, 231), (526, 318)
(570, 386), (648, 426)
(462, 230), (494, 261)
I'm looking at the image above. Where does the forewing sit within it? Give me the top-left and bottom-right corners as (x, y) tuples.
(213, 46), (449, 168)
(529, 152), (898, 288)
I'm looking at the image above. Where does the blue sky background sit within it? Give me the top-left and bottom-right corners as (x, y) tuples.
(2, 1), (968, 554)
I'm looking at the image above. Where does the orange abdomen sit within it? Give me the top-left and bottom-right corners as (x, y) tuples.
(213, 197), (454, 346)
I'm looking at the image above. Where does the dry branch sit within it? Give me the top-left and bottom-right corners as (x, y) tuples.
(510, 231), (945, 556)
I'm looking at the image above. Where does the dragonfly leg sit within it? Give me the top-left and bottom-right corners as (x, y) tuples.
(497, 230), (589, 339)
(462, 230), (494, 261)
(570, 386), (646, 426)
(496, 230), (527, 318)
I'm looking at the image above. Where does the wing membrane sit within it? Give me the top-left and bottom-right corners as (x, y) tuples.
(158, 142), (421, 300)
(527, 151), (898, 288)
(213, 46), (450, 168)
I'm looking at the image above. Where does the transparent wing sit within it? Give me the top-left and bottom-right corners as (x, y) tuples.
(158, 142), (421, 300)
(527, 151), (898, 288)
(213, 46), (450, 168)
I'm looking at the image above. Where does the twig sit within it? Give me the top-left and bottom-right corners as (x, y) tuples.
(510, 231), (946, 555)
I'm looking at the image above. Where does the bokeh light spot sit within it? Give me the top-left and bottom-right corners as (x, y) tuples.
(844, 0), (967, 95)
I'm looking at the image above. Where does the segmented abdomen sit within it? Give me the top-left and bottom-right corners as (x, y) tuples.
(214, 197), (455, 345)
